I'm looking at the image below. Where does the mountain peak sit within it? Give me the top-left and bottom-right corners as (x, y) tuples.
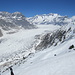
(0, 11), (35, 30)
(12, 12), (25, 18)
(12, 12), (22, 15)
(0, 11), (11, 17)
(48, 13), (59, 16)
(34, 13), (59, 17)
(0, 11), (10, 14)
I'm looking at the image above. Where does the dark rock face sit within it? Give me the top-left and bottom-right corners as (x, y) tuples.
(35, 30), (66, 50)
(69, 45), (74, 49)
(0, 29), (3, 37)
(34, 26), (74, 50)
(0, 12), (35, 30)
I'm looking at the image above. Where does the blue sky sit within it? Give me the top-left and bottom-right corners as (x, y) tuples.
(0, 0), (75, 17)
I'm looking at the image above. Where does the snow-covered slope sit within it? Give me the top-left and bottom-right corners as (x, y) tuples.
(0, 12), (75, 75)
(71, 16), (75, 24)
(3, 28), (75, 75)
(1, 23), (75, 75)
(0, 24), (60, 72)
(27, 13), (74, 25)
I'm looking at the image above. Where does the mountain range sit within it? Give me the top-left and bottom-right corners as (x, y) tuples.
(27, 13), (75, 25)
(0, 12), (35, 31)
(0, 12), (75, 75)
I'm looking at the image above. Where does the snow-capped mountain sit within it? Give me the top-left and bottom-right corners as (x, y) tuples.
(0, 12), (35, 31)
(0, 12), (75, 75)
(27, 13), (75, 25)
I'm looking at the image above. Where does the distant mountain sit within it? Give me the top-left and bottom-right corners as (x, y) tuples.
(27, 13), (75, 25)
(0, 12), (35, 31)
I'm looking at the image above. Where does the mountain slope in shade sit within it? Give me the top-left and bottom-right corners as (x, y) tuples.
(33, 24), (75, 50)
(0, 29), (3, 37)
(27, 13), (75, 25)
(0, 12), (35, 31)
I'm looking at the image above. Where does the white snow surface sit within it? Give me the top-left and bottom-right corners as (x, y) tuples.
(3, 37), (75, 75)
(0, 25), (60, 56)
(1, 24), (75, 75)
(0, 24), (60, 70)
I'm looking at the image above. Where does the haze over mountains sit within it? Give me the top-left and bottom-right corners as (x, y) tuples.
(0, 11), (75, 75)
